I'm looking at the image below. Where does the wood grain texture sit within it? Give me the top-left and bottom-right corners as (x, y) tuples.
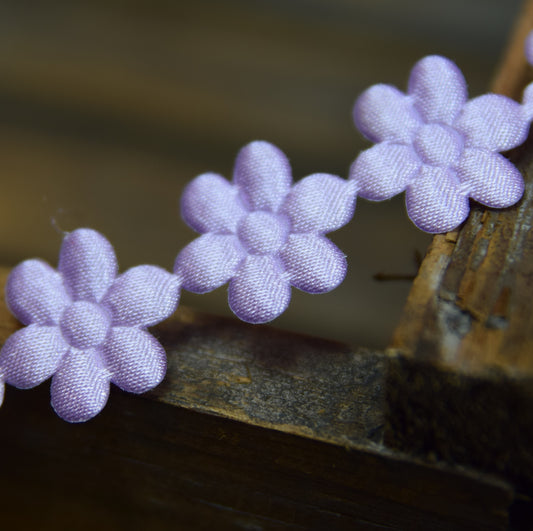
(0, 358), (512, 531)
(0, 265), (516, 529)
(392, 139), (533, 374)
(152, 309), (385, 448)
(386, 2), (533, 513)
(391, 0), (533, 374)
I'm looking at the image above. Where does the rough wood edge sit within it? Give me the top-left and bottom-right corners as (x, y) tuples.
(390, 0), (533, 368)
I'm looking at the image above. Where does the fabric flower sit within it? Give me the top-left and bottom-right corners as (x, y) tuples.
(0, 228), (180, 422)
(350, 55), (530, 233)
(174, 140), (356, 324)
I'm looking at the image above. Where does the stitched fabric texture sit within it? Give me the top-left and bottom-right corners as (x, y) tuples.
(350, 55), (530, 233)
(0, 228), (180, 422)
(175, 140), (357, 323)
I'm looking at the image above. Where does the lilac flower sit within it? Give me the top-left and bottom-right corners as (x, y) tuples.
(0, 228), (180, 422)
(174, 141), (356, 324)
(350, 55), (529, 233)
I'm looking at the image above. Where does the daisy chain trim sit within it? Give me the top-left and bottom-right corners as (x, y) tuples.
(2, 34), (533, 423)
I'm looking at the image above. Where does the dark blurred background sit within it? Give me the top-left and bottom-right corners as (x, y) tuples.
(0, 0), (523, 347)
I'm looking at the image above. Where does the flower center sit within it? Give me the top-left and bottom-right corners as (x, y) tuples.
(237, 211), (290, 255)
(60, 301), (111, 349)
(413, 123), (464, 167)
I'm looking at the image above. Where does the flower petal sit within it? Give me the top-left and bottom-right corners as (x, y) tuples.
(406, 165), (470, 233)
(181, 172), (247, 234)
(102, 327), (166, 394)
(454, 94), (530, 151)
(522, 83), (533, 121)
(6, 259), (69, 325)
(349, 143), (420, 200)
(51, 348), (111, 423)
(280, 234), (346, 293)
(102, 265), (180, 327)
(0, 378), (4, 407)
(175, 233), (245, 293)
(457, 149), (524, 208)
(408, 56), (467, 125)
(58, 228), (117, 303)
(233, 141), (292, 213)
(281, 174), (357, 233)
(353, 84), (421, 143)
(526, 30), (533, 66)
(0, 325), (67, 388)
(228, 255), (291, 323)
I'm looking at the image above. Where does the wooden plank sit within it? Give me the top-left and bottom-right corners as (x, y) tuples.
(386, 1), (533, 512)
(0, 265), (515, 528)
(152, 309), (385, 448)
(0, 390), (512, 530)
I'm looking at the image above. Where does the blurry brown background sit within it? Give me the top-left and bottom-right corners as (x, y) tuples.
(0, 0), (523, 347)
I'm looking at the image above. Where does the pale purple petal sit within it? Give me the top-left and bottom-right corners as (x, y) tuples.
(228, 255), (291, 324)
(522, 83), (533, 120)
(0, 379), (4, 407)
(454, 94), (530, 152)
(406, 165), (470, 233)
(175, 233), (245, 293)
(6, 259), (69, 325)
(58, 228), (117, 303)
(458, 149), (524, 208)
(281, 174), (357, 233)
(102, 327), (166, 394)
(280, 234), (346, 293)
(181, 172), (247, 234)
(353, 84), (421, 143)
(408, 56), (467, 125)
(233, 141), (292, 213)
(349, 143), (420, 200)
(102, 265), (180, 327)
(525, 30), (533, 65)
(0, 325), (67, 388)
(51, 348), (111, 423)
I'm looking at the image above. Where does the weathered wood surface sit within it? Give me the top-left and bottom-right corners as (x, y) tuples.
(1, 385), (512, 531)
(0, 269), (514, 529)
(153, 310), (385, 448)
(392, 0), (533, 373)
(391, 143), (533, 375)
